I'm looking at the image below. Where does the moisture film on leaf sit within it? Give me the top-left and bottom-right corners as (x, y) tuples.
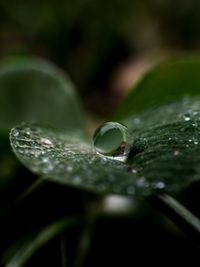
(10, 97), (200, 197)
(10, 123), (139, 196)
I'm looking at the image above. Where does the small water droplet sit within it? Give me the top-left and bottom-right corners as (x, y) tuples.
(192, 123), (198, 127)
(174, 150), (179, 156)
(42, 164), (53, 174)
(152, 181), (165, 190)
(13, 130), (19, 137)
(128, 166), (138, 174)
(194, 141), (199, 145)
(30, 149), (43, 158)
(42, 157), (49, 163)
(67, 165), (73, 172)
(183, 115), (191, 121)
(93, 121), (131, 162)
(25, 128), (31, 135)
(39, 137), (54, 148)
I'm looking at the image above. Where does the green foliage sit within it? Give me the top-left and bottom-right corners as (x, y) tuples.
(10, 97), (200, 198)
(2, 56), (200, 266)
(9, 123), (136, 196)
(0, 57), (85, 224)
(114, 56), (200, 120)
(0, 58), (85, 131)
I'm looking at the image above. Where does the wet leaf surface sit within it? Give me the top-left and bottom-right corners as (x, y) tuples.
(10, 97), (200, 197)
(10, 124), (139, 196)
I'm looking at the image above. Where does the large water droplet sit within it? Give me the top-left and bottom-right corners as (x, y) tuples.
(93, 121), (131, 161)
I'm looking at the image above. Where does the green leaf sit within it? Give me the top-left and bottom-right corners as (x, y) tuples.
(10, 97), (200, 197)
(114, 56), (200, 120)
(0, 58), (85, 131)
(125, 97), (200, 191)
(9, 124), (138, 196)
(2, 217), (77, 267)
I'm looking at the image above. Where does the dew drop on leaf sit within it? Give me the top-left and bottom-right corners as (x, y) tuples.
(39, 137), (54, 148)
(66, 165), (73, 172)
(183, 115), (191, 121)
(152, 181), (166, 190)
(174, 150), (179, 156)
(12, 129), (19, 137)
(128, 166), (138, 174)
(93, 121), (131, 162)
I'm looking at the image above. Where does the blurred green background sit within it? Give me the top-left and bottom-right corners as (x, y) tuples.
(1, 0), (200, 116)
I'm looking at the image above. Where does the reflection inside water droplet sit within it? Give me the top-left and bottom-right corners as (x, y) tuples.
(93, 121), (131, 161)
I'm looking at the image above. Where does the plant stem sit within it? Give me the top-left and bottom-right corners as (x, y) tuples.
(73, 195), (103, 267)
(15, 177), (44, 205)
(147, 193), (200, 243)
(2, 217), (77, 267)
(60, 236), (67, 267)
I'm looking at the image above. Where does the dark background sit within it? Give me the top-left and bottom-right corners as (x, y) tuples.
(1, 0), (200, 116)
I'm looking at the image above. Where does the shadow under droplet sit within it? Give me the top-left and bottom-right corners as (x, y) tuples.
(127, 146), (144, 161)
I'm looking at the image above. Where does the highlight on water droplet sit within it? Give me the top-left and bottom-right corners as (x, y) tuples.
(93, 121), (131, 161)
(183, 114), (191, 121)
(152, 180), (165, 190)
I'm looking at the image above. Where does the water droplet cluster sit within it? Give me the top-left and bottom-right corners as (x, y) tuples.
(11, 124), (139, 196)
